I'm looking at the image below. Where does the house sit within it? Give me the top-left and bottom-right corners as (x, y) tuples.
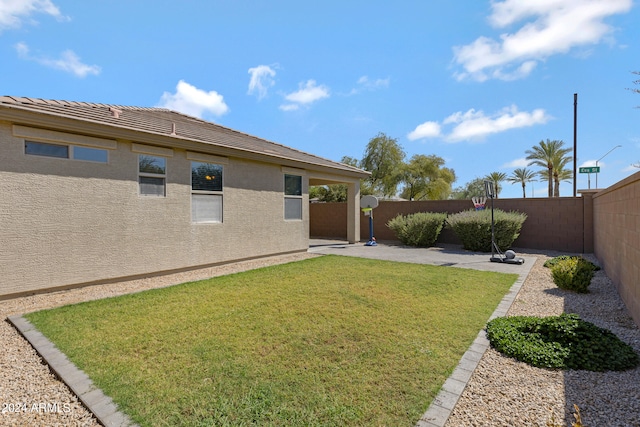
(0, 96), (369, 299)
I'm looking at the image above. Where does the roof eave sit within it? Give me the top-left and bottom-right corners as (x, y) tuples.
(0, 104), (370, 179)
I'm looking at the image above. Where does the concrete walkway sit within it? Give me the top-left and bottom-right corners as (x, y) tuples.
(309, 239), (535, 275)
(309, 240), (536, 427)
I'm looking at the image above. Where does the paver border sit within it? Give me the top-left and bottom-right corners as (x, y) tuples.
(415, 259), (533, 426)
(7, 315), (138, 427)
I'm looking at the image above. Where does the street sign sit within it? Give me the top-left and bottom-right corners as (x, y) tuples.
(579, 166), (600, 173)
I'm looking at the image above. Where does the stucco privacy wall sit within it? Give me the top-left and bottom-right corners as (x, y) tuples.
(0, 121), (309, 297)
(593, 171), (640, 327)
(311, 197), (591, 253)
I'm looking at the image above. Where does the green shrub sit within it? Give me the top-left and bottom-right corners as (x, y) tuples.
(386, 212), (447, 247)
(445, 209), (527, 252)
(486, 313), (639, 371)
(544, 255), (600, 271)
(551, 257), (595, 293)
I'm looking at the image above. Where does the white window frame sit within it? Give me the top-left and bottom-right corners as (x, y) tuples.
(191, 161), (224, 223)
(284, 173), (303, 220)
(138, 154), (167, 197)
(24, 140), (109, 163)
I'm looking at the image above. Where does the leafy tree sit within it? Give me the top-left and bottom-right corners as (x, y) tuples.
(484, 171), (507, 198)
(309, 184), (348, 202)
(340, 155), (375, 196)
(399, 154), (456, 200)
(525, 139), (572, 197)
(427, 167), (456, 200)
(450, 177), (487, 200)
(310, 156), (370, 202)
(311, 154), (380, 202)
(340, 156), (360, 168)
(507, 168), (537, 198)
(360, 133), (405, 198)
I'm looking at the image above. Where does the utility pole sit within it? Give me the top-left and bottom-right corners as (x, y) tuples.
(573, 93), (577, 198)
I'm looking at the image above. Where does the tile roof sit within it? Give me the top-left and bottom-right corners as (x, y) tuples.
(0, 96), (368, 177)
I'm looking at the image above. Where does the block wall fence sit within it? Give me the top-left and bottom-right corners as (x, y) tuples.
(592, 172), (640, 327)
(310, 196), (593, 253)
(310, 172), (640, 326)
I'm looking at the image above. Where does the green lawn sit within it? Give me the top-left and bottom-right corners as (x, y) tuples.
(26, 255), (517, 427)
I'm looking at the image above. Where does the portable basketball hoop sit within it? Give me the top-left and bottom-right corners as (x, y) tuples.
(361, 195), (378, 246)
(484, 180), (524, 265)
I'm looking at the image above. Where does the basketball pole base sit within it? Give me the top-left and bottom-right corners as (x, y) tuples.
(490, 255), (525, 264)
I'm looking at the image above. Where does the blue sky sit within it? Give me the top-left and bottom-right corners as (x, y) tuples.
(2, 0), (639, 198)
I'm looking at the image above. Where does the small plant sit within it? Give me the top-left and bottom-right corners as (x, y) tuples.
(386, 212), (447, 247)
(547, 404), (586, 427)
(551, 257), (595, 293)
(544, 255), (600, 271)
(445, 209), (527, 252)
(486, 313), (639, 371)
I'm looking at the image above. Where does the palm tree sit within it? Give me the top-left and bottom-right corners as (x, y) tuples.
(507, 168), (537, 198)
(484, 171), (507, 198)
(551, 153), (573, 197)
(538, 168), (572, 197)
(525, 139), (572, 197)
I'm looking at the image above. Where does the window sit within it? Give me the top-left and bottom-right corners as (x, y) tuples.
(74, 146), (109, 163)
(284, 174), (302, 220)
(25, 141), (68, 158)
(191, 161), (223, 223)
(25, 141), (108, 163)
(139, 155), (166, 197)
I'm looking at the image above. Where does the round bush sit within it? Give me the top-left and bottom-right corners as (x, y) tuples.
(445, 209), (527, 252)
(386, 212), (447, 247)
(551, 257), (595, 293)
(543, 255), (600, 271)
(486, 313), (639, 371)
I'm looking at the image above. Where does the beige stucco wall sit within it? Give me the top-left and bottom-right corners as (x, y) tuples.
(0, 121), (309, 297)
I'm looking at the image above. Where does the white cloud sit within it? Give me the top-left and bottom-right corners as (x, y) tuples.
(247, 65), (276, 100)
(347, 75), (391, 95)
(446, 106), (551, 141)
(280, 80), (329, 110)
(158, 80), (229, 118)
(15, 41), (28, 56)
(580, 160), (598, 167)
(407, 121), (441, 141)
(0, 0), (66, 32)
(503, 158), (530, 168)
(453, 0), (633, 81)
(15, 42), (100, 77)
(357, 75), (390, 90)
(408, 105), (551, 142)
(279, 103), (299, 112)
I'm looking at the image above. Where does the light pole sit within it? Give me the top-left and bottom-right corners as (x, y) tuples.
(530, 179), (536, 198)
(595, 145), (622, 189)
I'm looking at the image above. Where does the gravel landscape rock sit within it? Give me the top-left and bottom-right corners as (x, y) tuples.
(1, 250), (638, 426)
(445, 251), (640, 427)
